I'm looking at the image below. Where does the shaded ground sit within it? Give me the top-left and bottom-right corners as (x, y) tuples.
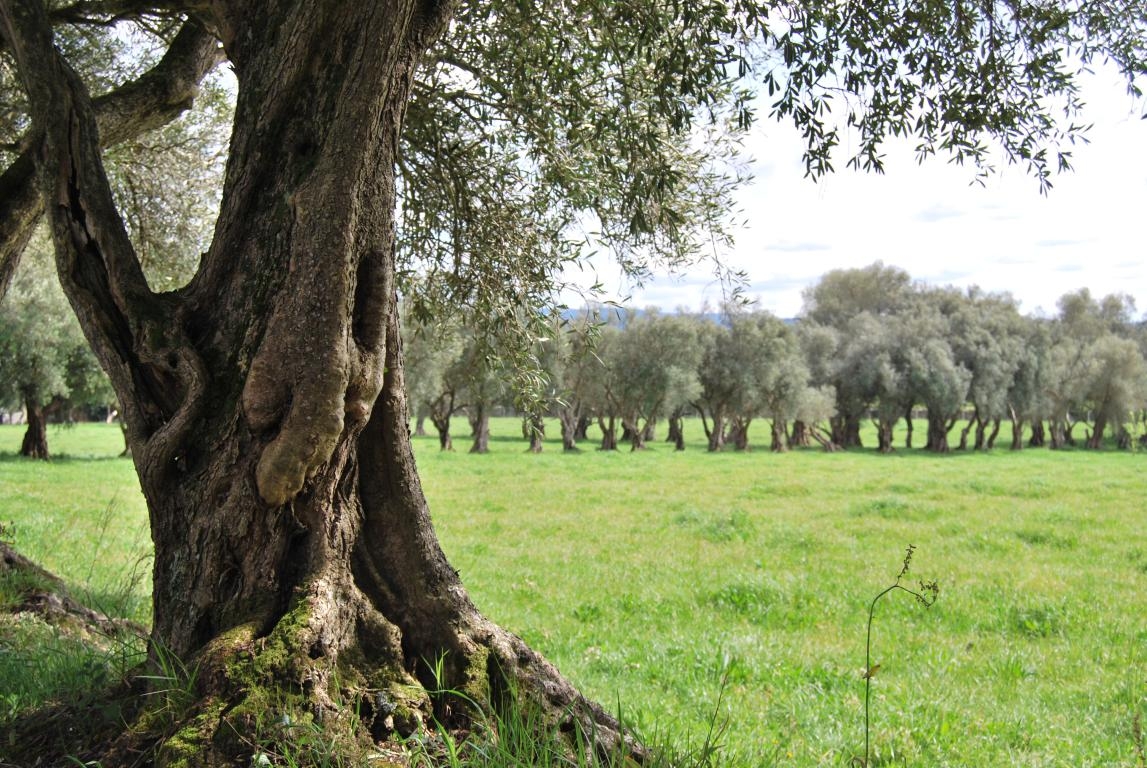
(1, 540), (151, 765)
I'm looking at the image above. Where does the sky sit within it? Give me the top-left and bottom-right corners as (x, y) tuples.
(583, 70), (1147, 321)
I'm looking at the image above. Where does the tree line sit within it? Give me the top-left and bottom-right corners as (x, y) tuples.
(405, 262), (1147, 455)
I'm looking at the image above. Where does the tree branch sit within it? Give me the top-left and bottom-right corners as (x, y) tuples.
(0, 18), (222, 299)
(0, 0), (208, 454)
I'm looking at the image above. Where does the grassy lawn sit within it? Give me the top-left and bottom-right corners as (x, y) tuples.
(2, 419), (1145, 765)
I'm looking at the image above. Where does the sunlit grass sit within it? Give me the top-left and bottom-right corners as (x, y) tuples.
(2, 420), (1145, 765)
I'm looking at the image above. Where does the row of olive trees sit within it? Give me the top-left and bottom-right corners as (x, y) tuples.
(803, 263), (1147, 453)
(403, 262), (1147, 454)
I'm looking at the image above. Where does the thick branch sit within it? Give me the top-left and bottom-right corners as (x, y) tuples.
(0, 151), (39, 296)
(0, 19), (222, 299)
(1, 0), (206, 457)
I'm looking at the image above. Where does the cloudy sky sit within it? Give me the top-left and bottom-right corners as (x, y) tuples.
(585, 69), (1147, 320)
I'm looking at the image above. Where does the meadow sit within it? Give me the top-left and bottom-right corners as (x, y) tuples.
(1, 419), (1145, 766)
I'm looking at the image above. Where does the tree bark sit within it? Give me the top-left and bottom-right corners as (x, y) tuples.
(925, 411), (951, 453)
(625, 417), (647, 451)
(875, 418), (895, 454)
(1086, 415), (1107, 449)
(985, 418), (1001, 450)
(1064, 417), (1078, 446)
(598, 415), (618, 450)
(704, 405), (727, 452)
(574, 414), (590, 441)
(970, 417), (985, 450)
(19, 393), (49, 459)
(788, 419), (811, 448)
(729, 416), (751, 451)
(769, 418), (787, 452)
(1116, 426), (1131, 450)
(430, 410), (453, 450)
(830, 412), (862, 449)
(1028, 419), (1046, 448)
(430, 393), (455, 451)
(557, 408), (580, 451)
(525, 413), (544, 453)
(469, 405), (490, 453)
(958, 413), (975, 450)
(807, 424), (839, 452)
(666, 412), (686, 450)
(3, 1), (628, 760)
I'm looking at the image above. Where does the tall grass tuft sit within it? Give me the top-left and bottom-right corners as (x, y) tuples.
(858, 544), (938, 767)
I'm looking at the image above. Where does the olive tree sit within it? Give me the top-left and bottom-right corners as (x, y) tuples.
(0, 234), (85, 457)
(4, 0), (1144, 761)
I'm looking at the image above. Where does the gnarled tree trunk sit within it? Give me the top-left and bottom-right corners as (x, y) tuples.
(985, 417), (1001, 450)
(598, 415), (618, 450)
(769, 418), (787, 452)
(701, 403), (727, 452)
(1009, 410), (1025, 450)
(1028, 419), (1046, 448)
(875, 417), (895, 454)
(557, 408), (580, 451)
(666, 410), (685, 450)
(728, 416), (751, 451)
(625, 416), (647, 451)
(2, 1), (626, 761)
(925, 412), (952, 453)
(469, 405), (490, 453)
(788, 419), (811, 448)
(1086, 415), (1107, 449)
(830, 412), (862, 449)
(525, 413), (545, 453)
(430, 393), (455, 451)
(575, 414), (590, 441)
(19, 392), (49, 460)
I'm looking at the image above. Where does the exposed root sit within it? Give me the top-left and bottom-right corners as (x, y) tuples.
(0, 540), (145, 640)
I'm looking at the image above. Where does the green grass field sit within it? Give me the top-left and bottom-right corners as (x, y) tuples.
(2, 419), (1145, 766)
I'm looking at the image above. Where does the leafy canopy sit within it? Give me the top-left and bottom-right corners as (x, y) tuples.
(3, 1), (1145, 364)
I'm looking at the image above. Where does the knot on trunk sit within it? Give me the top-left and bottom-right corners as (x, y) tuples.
(242, 264), (355, 507)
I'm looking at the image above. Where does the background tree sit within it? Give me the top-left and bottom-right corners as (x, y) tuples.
(402, 310), (465, 450)
(1005, 316), (1052, 450)
(948, 290), (1025, 450)
(801, 261), (913, 328)
(792, 320), (841, 449)
(548, 315), (604, 452)
(0, 233), (87, 458)
(582, 323), (624, 451)
(692, 318), (738, 452)
(801, 263), (915, 447)
(898, 294), (972, 453)
(597, 310), (701, 451)
(1078, 334), (1147, 448)
(864, 319), (913, 454)
(455, 329), (507, 455)
(749, 314), (815, 453)
(1040, 289), (1137, 447)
